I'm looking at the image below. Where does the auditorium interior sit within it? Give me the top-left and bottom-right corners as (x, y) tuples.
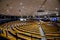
(0, 0), (60, 40)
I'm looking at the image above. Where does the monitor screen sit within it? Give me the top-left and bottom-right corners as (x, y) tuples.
(50, 17), (57, 21)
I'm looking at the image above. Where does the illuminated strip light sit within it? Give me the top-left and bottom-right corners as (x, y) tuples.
(20, 18), (26, 21)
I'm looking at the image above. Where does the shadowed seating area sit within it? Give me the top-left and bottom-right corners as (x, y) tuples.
(0, 36), (9, 40)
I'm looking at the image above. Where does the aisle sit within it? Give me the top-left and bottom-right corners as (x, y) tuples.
(38, 21), (47, 40)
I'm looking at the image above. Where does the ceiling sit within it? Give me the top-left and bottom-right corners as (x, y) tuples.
(0, 0), (60, 16)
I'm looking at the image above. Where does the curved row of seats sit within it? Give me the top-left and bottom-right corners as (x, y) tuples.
(0, 20), (60, 40)
(40, 21), (60, 40)
(0, 20), (41, 40)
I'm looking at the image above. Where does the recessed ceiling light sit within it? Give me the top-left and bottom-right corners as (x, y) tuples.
(20, 2), (23, 5)
(55, 8), (58, 10)
(56, 13), (58, 16)
(7, 9), (9, 13)
(22, 6), (24, 8)
(7, 9), (9, 12)
(9, 7), (12, 9)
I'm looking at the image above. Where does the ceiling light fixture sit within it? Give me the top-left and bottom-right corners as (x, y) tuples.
(20, 2), (23, 5)
(56, 13), (58, 16)
(7, 9), (9, 12)
(9, 7), (12, 9)
(55, 8), (58, 10)
(22, 6), (24, 8)
(7, 9), (9, 13)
